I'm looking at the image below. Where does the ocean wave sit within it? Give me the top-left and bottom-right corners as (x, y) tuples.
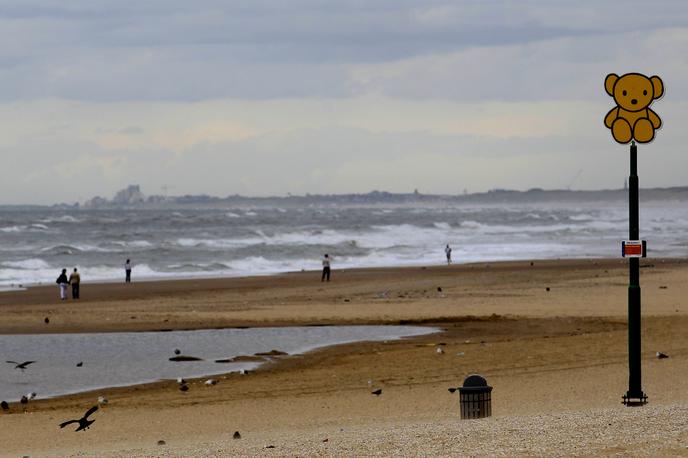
(1, 258), (50, 270)
(39, 244), (84, 255)
(0, 225), (24, 233)
(38, 215), (82, 224)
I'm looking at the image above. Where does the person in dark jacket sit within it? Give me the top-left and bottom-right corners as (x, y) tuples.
(56, 269), (69, 300)
(124, 259), (132, 283)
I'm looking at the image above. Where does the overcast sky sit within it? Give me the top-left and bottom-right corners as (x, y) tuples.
(1, 0), (688, 204)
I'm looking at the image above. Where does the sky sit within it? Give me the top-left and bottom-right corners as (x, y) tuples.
(1, 0), (688, 204)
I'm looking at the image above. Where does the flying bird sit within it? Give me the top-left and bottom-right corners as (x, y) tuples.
(6, 361), (35, 371)
(59, 406), (99, 432)
(371, 389), (382, 396)
(657, 352), (669, 359)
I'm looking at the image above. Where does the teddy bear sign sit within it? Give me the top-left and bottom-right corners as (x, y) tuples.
(604, 73), (664, 144)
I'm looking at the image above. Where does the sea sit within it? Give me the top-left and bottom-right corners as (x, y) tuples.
(1, 201), (687, 288)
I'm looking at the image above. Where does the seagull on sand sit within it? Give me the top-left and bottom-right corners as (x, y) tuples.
(6, 361), (35, 371)
(657, 352), (669, 359)
(59, 406), (99, 432)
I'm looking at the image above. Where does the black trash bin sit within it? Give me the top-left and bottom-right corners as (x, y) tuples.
(459, 374), (492, 419)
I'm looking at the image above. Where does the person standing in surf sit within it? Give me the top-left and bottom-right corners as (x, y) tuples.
(124, 259), (132, 283)
(56, 268), (69, 300)
(445, 244), (452, 265)
(69, 267), (81, 299)
(321, 254), (331, 282)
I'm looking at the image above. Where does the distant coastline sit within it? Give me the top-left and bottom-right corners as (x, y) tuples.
(3, 184), (688, 210)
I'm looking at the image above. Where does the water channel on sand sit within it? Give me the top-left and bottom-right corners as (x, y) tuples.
(0, 325), (436, 401)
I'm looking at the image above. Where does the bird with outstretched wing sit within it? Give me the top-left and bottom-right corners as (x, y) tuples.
(59, 406), (99, 432)
(6, 361), (35, 371)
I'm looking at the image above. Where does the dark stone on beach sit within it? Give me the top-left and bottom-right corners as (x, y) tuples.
(371, 389), (382, 396)
(530, 262), (534, 266)
(437, 287), (442, 292)
(659, 285), (668, 289)
(448, 388), (457, 393)
(169, 355), (203, 362)
(343, 298), (350, 302)
(255, 350), (288, 357)
(76, 362), (83, 367)
(44, 317), (49, 324)
(174, 349), (181, 355)
(266, 445), (276, 449)
(1, 400), (9, 410)
(20, 395), (28, 404)
(179, 384), (189, 392)
(546, 287), (550, 291)
(233, 431), (241, 439)
(157, 440), (166, 446)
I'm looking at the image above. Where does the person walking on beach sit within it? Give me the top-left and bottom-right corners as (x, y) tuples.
(56, 268), (69, 300)
(69, 268), (81, 299)
(445, 244), (452, 265)
(321, 254), (331, 282)
(124, 259), (132, 283)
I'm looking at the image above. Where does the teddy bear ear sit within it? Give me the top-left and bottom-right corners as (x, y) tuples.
(650, 75), (664, 99)
(604, 73), (619, 96)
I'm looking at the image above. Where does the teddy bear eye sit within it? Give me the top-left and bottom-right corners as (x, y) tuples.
(622, 90), (627, 96)
(643, 90), (647, 95)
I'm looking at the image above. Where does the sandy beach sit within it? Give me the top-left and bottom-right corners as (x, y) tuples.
(1, 258), (688, 457)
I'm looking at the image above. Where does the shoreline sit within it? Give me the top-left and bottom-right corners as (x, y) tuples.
(2, 258), (687, 456)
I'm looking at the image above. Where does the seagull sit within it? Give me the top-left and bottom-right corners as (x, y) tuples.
(436, 347), (444, 354)
(176, 377), (186, 385)
(59, 406), (98, 432)
(97, 396), (108, 405)
(657, 352), (669, 359)
(6, 361), (35, 371)
(27, 392), (36, 401)
(205, 379), (218, 386)
(371, 389), (382, 396)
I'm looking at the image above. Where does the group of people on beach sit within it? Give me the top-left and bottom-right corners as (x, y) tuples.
(55, 247), (451, 299)
(55, 268), (80, 300)
(55, 259), (133, 300)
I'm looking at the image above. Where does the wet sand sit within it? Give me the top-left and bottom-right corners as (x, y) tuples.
(1, 258), (687, 456)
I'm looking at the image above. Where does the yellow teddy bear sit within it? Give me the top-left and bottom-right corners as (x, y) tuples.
(604, 73), (664, 144)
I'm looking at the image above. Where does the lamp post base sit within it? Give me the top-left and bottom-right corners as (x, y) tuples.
(622, 392), (648, 407)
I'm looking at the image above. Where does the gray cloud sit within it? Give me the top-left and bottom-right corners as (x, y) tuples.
(2, 1), (687, 102)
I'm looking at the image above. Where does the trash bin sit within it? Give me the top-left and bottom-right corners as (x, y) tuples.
(459, 374), (492, 419)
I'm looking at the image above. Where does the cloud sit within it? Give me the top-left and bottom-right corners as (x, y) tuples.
(2, 1), (687, 102)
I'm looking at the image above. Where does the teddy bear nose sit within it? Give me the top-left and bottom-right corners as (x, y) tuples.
(631, 99), (638, 105)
